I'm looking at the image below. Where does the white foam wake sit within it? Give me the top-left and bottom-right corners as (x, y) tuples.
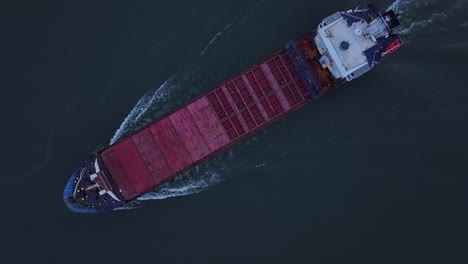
(399, 12), (447, 35)
(387, 0), (434, 36)
(387, 0), (432, 14)
(387, 0), (466, 37)
(137, 168), (224, 201)
(116, 152), (232, 210)
(200, 24), (232, 55)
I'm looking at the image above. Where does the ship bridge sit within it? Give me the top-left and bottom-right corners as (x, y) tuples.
(314, 6), (401, 81)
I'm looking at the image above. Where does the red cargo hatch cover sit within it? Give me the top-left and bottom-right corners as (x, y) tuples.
(100, 51), (310, 201)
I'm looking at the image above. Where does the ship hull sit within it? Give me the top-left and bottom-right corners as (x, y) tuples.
(64, 4), (401, 212)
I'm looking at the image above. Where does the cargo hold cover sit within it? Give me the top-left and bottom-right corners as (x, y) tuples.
(99, 51), (312, 201)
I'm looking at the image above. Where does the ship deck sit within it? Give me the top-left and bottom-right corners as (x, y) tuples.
(99, 36), (335, 201)
(297, 36), (336, 94)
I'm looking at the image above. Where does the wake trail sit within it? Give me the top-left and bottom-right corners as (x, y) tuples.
(200, 24), (231, 55)
(387, 0), (467, 38)
(120, 151), (233, 210)
(138, 167), (224, 201)
(110, 21), (236, 145)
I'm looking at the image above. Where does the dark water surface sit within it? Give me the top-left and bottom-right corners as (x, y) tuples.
(3, 0), (468, 262)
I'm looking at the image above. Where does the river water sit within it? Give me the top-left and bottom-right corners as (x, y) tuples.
(3, 0), (468, 262)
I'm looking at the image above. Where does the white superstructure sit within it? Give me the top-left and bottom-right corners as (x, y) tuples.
(314, 9), (393, 81)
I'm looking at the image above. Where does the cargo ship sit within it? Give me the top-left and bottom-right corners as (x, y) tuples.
(64, 4), (402, 213)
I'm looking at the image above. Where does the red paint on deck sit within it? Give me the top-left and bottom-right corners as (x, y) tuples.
(149, 118), (193, 172)
(131, 129), (174, 184)
(187, 97), (231, 151)
(265, 54), (309, 109)
(221, 86), (250, 133)
(100, 50), (314, 201)
(241, 74), (270, 122)
(262, 64), (292, 111)
(206, 57), (305, 141)
(169, 107), (211, 161)
(112, 139), (155, 197)
(100, 149), (135, 200)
